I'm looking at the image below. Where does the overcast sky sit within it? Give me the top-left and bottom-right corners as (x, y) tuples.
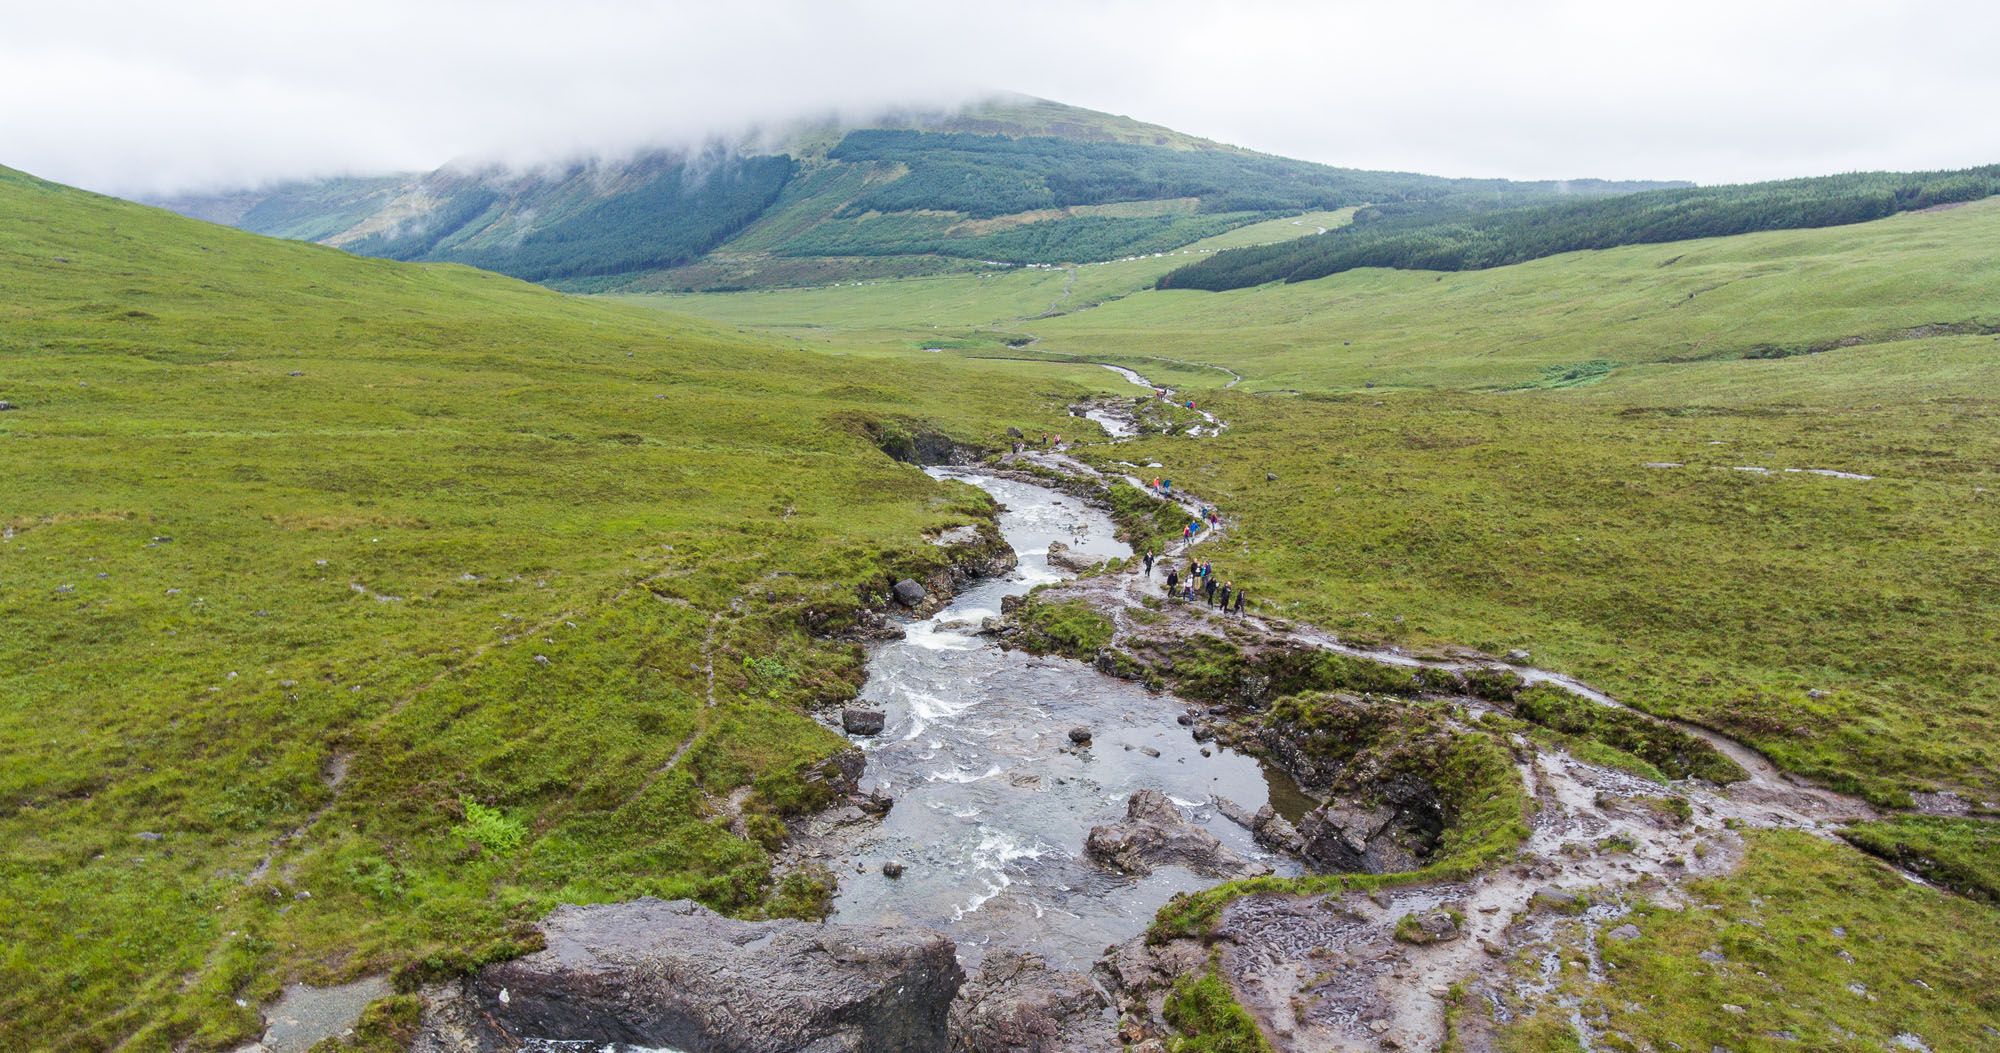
(6, 0), (1998, 196)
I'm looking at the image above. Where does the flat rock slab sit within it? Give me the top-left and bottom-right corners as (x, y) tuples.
(420, 897), (962, 1053)
(236, 976), (392, 1053)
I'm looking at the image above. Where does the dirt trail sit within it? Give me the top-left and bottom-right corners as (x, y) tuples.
(1024, 372), (1909, 1050)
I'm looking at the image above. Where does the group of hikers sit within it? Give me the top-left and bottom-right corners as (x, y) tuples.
(1151, 388), (1196, 413)
(1142, 548), (1247, 615)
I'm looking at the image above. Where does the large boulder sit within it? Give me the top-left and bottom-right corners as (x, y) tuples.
(892, 578), (928, 606)
(1084, 790), (1269, 879)
(416, 898), (962, 1053)
(1043, 541), (1095, 573)
(841, 708), (886, 736)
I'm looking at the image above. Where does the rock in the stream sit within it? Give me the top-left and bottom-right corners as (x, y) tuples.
(892, 578), (928, 606)
(882, 860), (906, 879)
(417, 897), (962, 1053)
(1044, 541), (1094, 573)
(1249, 805), (1305, 855)
(1084, 790), (1270, 879)
(841, 707), (887, 736)
(1068, 725), (1094, 745)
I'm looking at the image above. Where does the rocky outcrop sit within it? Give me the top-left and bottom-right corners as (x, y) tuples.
(950, 951), (1117, 1053)
(1295, 795), (1437, 874)
(893, 578), (928, 606)
(1084, 790), (1270, 879)
(416, 897), (963, 1053)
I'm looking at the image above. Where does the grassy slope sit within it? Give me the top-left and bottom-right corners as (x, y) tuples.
(1500, 832), (2000, 1052)
(1033, 198), (2000, 391)
(0, 166), (1113, 1050)
(632, 209), (1357, 348)
(652, 204), (2000, 806)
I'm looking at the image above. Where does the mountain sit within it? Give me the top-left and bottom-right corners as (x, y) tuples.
(149, 95), (1683, 291)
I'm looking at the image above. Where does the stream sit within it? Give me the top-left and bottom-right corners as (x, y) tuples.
(816, 468), (1302, 967)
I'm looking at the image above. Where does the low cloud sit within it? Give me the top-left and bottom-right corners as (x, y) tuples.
(5, 0), (1998, 196)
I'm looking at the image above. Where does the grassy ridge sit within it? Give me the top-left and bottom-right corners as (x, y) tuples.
(0, 165), (1113, 1049)
(1034, 198), (2000, 391)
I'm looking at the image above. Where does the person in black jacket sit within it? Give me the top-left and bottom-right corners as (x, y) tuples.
(1165, 568), (1179, 598)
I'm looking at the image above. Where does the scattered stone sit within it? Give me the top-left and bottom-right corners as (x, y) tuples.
(1607, 923), (1642, 941)
(842, 708), (887, 736)
(1265, 472), (1277, 481)
(892, 579), (927, 606)
(1530, 888), (1582, 913)
(420, 897), (962, 1052)
(1138, 746), (1161, 758)
(1068, 725), (1093, 745)
(532, 654), (550, 665)
(0, 401), (15, 411)
(1722, 1003), (1745, 1014)
(882, 860), (905, 879)
(1006, 426), (1025, 439)
(1504, 649), (1532, 664)
(136, 831), (162, 842)
(1395, 909), (1461, 945)
(287, 371), (305, 377)
(1699, 949), (1727, 963)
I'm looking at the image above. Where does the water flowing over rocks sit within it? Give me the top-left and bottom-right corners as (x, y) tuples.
(414, 898), (962, 1053)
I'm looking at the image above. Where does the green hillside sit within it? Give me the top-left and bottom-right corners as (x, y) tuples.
(151, 96), (1676, 291)
(1160, 165), (2000, 290)
(0, 164), (1118, 1049)
(658, 200), (2000, 807)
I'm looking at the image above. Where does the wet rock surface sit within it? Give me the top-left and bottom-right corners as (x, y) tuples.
(1085, 789), (1272, 879)
(416, 897), (962, 1053)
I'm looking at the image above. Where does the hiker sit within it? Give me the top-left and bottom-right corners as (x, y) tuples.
(1163, 479), (1171, 494)
(1166, 568), (1179, 596)
(1204, 577), (1218, 604)
(1233, 590), (1246, 616)
(1183, 584), (1196, 601)
(1143, 549), (1155, 575)
(1182, 524), (1192, 540)
(1219, 582), (1232, 609)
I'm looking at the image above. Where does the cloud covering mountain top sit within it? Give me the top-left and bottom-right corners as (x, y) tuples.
(7, 0), (1999, 195)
